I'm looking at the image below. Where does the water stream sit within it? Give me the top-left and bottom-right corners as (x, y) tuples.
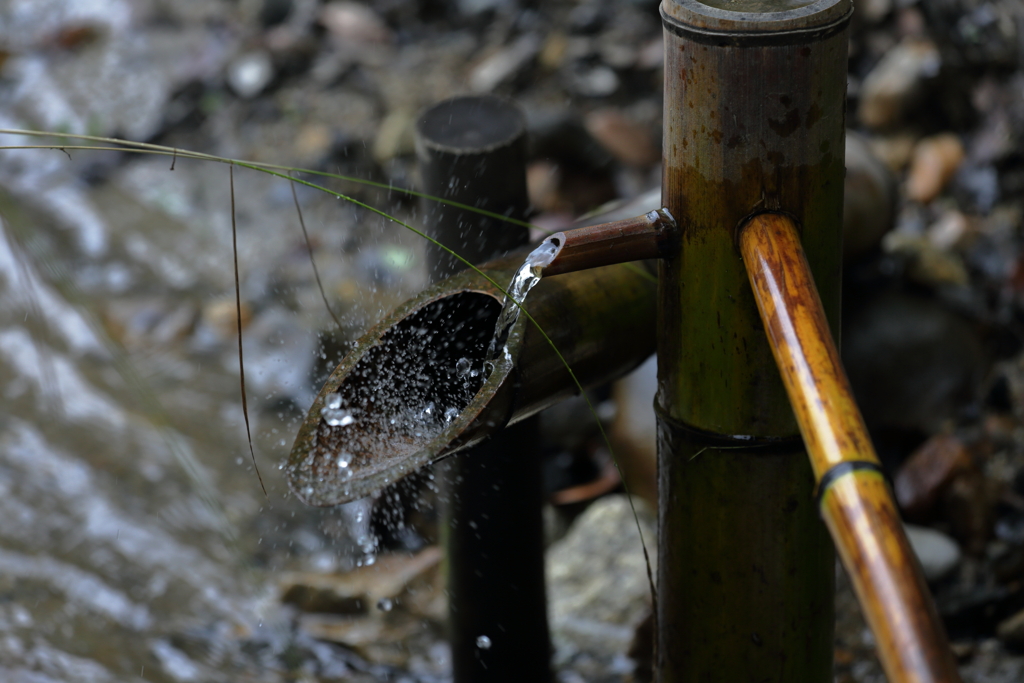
(484, 236), (562, 365)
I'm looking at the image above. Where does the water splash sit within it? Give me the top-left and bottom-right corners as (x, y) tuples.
(485, 237), (562, 363)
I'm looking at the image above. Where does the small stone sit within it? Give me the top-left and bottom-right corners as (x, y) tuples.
(904, 524), (961, 581)
(469, 34), (542, 92)
(906, 133), (965, 203)
(843, 132), (895, 260)
(997, 608), (1024, 647)
(927, 210), (969, 251)
(372, 109), (417, 164)
(202, 298), (253, 340)
(319, 1), (393, 45)
(894, 434), (973, 520)
(565, 63), (619, 97)
(857, 38), (940, 129)
(583, 109), (659, 168)
(227, 50), (274, 99)
(547, 495), (656, 656)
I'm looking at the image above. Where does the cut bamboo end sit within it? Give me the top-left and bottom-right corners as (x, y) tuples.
(541, 208), (676, 277)
(740, 211), (962, 683)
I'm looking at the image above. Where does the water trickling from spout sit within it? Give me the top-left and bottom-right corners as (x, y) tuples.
(485, 237), (562, 363)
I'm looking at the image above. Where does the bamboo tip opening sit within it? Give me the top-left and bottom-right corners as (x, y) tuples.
(286, 290), (514, 507)
(416, 95), (526, 156)
(662, 0), (851, 33)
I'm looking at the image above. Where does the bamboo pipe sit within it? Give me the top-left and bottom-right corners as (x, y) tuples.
(740, 212), (962, 683)
(416, 95), (550, 683)
(286, 252), (656, 507)
(541, 208), (676, 276)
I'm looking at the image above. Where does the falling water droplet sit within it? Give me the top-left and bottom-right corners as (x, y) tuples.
(421, 402), (435, 419)
(377, 598), (393, 612)
(336, 451), (352, 468)
(443, 407), (459, 424)
(456, 358), (472, 377)
(325, 392), (343, 410)
(321, 407), (355, 427)
(476, 635), (492, 650)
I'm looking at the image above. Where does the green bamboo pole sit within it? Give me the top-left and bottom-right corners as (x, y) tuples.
(657, 0), (851, 679)
(415, 95), (550, 683)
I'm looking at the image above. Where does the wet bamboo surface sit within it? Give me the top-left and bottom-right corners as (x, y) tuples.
(416, 95), (550, 683)
(657, 0), (849, 678)
(541, 208), (676, 276)
(740, 212), (962, 683)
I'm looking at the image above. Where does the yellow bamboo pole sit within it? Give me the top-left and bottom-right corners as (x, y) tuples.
(740, 212), (961, 683)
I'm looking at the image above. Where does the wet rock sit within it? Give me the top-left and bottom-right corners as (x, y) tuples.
(227, 50), (275, 99)
(922, 0), (1021, 68)
(895, 434), (973, 520)
(954, 164), (1000, 214)
(857, 38), (940, 129)
(927, 210), (970, 251)
(943, 468), (1000, 555)
(468, 33), (542, 92)
(842, 291), (985, 439)
(547, 495), (656, 663)
(280, 546), (443, 616)
(564, 62), (620, 97)
(583, 109), (659, 168)
(998, 608), (1024, 647)
(201, 298), (253, 342)
(906, 134), (966, 204)
(843, 132), (896, 260)
(372, 108), (417, 163)
(319, 1), (393, 46)
(905, 524), (961, 581)
(867, 132), (918, 174)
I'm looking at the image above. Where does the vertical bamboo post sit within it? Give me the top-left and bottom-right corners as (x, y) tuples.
(658, 0), (850, 680)
(416, 95), (551, 683)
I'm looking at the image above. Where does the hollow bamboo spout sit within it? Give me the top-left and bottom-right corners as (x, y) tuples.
(740, 212), (961, 683)
(540, 208), (677, 276)
(286, 252), (655, 507)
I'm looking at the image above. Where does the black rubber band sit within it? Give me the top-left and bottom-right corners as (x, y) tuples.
(661, 7), (852, 47)
(814, 460), (885, 505)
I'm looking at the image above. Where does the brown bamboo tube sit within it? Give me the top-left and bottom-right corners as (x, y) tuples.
(541, 208), (676, 276)
(740, 212), (961, 683)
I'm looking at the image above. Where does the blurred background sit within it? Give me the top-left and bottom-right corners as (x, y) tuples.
(0, 0), (1023, 681)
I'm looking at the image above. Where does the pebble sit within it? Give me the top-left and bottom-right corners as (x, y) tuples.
(842, 291), (984, 438)
(997, 608), (1024, 647)
(857, 38), (940, 129)
(904, 524), (961, 581)
(546, 495), (656, 659)
(565, 63), (619, 97)
(894, 434), (973, 520)
(227, 50), (275, 99)
(906, 133), (965, 204)
(583, 109), (659, 168)
(319, 1), (393, 45)
(469, 33), (542, 92)
(843, 132), (895, 260)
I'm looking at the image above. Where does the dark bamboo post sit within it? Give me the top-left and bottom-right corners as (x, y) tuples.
(658, 0), (850, 679)
(415, 95), (551, 683)
(740, 213), (962, 682)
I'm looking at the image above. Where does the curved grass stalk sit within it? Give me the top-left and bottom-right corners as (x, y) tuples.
(0, 129), (657, 603)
